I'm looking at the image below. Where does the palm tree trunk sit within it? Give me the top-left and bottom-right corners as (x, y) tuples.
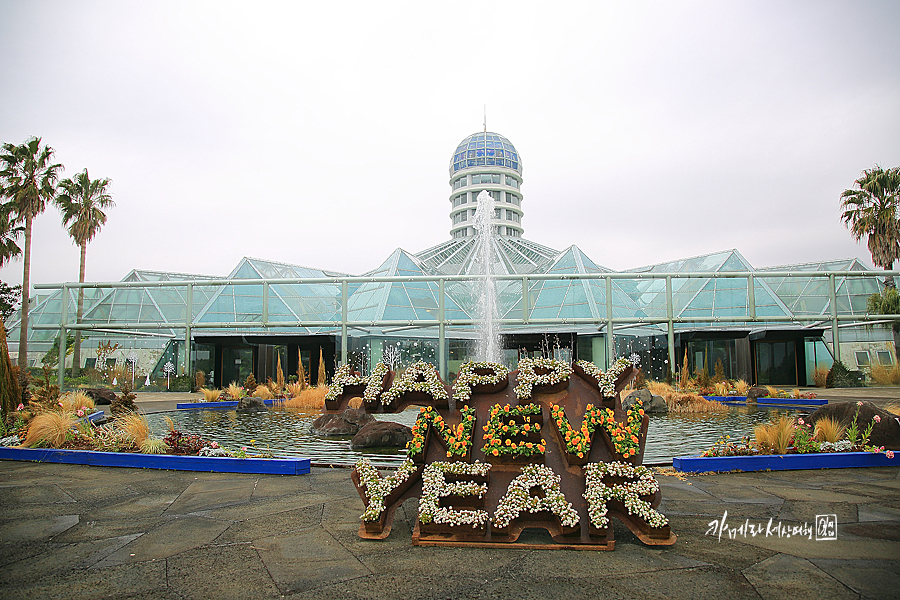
(885, 266), (896, 289)
(17, 210), (32, 367)
(72, 242), (86, 377)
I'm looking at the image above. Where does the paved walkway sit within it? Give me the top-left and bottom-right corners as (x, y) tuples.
(0, 461), (897, 599)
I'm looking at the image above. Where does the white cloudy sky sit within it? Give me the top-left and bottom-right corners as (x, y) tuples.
(1, 0), (899, 289)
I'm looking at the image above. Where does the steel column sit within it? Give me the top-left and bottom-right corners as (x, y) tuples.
(57, 285), (67, 389)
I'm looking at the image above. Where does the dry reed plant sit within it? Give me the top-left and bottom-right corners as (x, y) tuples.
(24, 411), (76, 448)
(252, 386), (275, 400)
(225, 382), (244, 400)
(813, 416), (845, 443)
(662, 391), (729, 413)
(734, 380), (749, 396)
(282, 386), (328, 409)
(199, 387), (221, 402)
(714, 382), (729, 396)
(791, 388), (801, 399)
(765, 385), (779, 398)
(163, 415), (177, 434)
(115, 413), (152, 447)
(285, 382), (304, 398)
(646, 381), (673, 396)
(870, 363), (900, 385)
(813, 367), (829, 388)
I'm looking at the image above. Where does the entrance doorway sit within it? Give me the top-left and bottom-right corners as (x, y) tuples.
(755, 340), (797, 385)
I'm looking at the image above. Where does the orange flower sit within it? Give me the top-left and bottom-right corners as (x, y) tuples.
(492, 449), (499, 456)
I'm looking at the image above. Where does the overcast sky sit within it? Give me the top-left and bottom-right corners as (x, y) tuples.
(1, 0), (898, 289)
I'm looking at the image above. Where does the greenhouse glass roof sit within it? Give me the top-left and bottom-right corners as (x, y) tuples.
(6, 238), (886, 354)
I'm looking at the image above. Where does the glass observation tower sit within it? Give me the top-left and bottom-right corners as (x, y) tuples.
(448, 132), (524, 239)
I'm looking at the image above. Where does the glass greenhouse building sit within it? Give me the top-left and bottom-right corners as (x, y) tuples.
(6, 132), (895, 388)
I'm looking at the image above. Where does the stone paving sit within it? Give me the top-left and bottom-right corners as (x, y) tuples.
(0, 459), (897, 599)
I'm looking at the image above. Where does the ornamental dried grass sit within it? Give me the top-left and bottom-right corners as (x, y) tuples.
(225, 382), (244, 400)
(24, 411), (76, 448)
(734, 379), (749, 396)
(282, 386), (327, 409)
(813, 367), (829, 388)
(58, 390), (95, 413)
(765, 385), (779, 398)
(646, 380), (673, 396)
(662, 391), (728, 413)
(814, 416), (845, 443)
(199, 387), (221, 402)
(755, 415), (794, 454)
(348, 396), (363, 409)
(284, 382), (304, 398)
(884, 401), (900, 416)
(252, 385), (274, 400)
(115, 412), (151, 447)
(870, 363), (900, 385)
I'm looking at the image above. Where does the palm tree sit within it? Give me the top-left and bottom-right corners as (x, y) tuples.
(0, 137), (63, 366)
(55, 169), (114, 376)
(0, 203), (24, 268)
(840, 165), (900, 287)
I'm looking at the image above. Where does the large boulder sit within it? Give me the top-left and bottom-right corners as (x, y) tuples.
(746, 387), (769, 402)
(647, 394), (669, 414)
(351, 421), (413, 449)
(236, 396), (267, 413)
(622, 389), (652, 411)
(808, 401), (900, 450)
(81, 388), (117, 405)
(311, 408), (375, 436)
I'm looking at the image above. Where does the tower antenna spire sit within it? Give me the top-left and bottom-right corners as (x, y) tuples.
(483, 105), (487, 133)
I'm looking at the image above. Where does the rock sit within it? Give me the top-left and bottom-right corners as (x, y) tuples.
(647, 394), (669, 414)
(746, 387), (769, 402)
(81, 388), (117, 405)
(808, 401), (900, 450)
(351, 421), (413, 449)
(236, 396), (267, 413)
(311, 408), (375, 436)
(622, 389), (652, 411)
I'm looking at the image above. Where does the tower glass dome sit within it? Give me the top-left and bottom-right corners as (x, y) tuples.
(450, 132), (522, 175)
(449, 132), (524, 239)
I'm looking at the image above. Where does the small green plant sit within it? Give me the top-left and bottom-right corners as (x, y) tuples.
(792, 418), (820, 453)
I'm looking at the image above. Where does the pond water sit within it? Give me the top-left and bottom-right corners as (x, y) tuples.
(144, 405), (808, 468)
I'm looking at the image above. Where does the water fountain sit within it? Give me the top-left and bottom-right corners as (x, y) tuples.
(472, 190), (502, 363)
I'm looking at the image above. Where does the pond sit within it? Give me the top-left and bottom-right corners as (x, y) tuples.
(144, 405), (808, 468)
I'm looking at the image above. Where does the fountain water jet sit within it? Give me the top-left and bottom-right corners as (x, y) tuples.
(473, 190), (502, 363)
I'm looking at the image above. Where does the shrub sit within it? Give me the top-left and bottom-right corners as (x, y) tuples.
(826, 361), (864, 388)
(111, 383), (138, 415)
(139, 437), (169, 454)
(713, 359), (725, 383)
(244, 373), (258, 393)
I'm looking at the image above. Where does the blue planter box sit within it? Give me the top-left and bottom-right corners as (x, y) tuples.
(0, 447), (310, 475)
(673, 451), (896, 473)
(704, 396), (828, 406)
(176, 399), (284, 410)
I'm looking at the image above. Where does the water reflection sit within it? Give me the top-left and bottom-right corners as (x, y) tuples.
(145, 405), (808, 468)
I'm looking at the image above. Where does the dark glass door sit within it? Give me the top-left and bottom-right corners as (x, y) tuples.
(755, 341), (797, 385)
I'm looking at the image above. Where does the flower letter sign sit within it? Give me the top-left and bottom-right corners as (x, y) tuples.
(342, 357), (675, 549)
